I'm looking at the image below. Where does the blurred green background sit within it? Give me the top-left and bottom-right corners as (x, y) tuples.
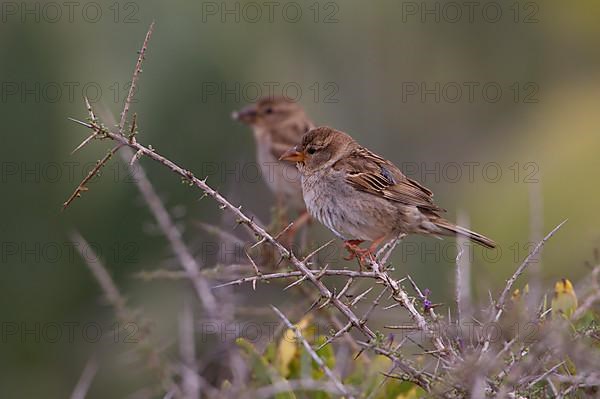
(1, 0), (600, 397)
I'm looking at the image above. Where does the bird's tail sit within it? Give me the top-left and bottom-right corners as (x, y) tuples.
(434, 219), (496, 249)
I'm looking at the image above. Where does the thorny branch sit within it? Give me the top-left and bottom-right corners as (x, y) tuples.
(67, 94), (448, 393)
(62, 142), (123, 210)
(119, 144), (220, 317)
(481, 219), (568, 353)
(119, 21), (154, 135)
(71, 231), (177, 395)
(212, 269), (379, 288)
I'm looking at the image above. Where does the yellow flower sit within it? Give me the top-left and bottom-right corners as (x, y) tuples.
(551, 278), (578, 319)
(276, 315), (312, 377)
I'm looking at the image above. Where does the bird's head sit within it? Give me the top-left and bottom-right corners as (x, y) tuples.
(232, 96), (306, 129)
(279, 126), (357, 173)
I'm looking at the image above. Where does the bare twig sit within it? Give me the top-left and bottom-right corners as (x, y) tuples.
(527, 180), (544, 311)
(361, 286), (388, 323)
(213, 269), (378, 289)
(62, 144), (124, 210)
(317, 321), (353, 351)
(244, 250), (262, 291)
(135, 269), (191, 280)
(71, 232), (126, 314)
(71, 97), (100, 155)
(70, 354), (98, 399)
(367, 256), (447, 354)
(553, 373), (600, 388)
(71, 232), (177, 395)
(573, 264), (600, 320)
(526, 361), (565, 388)
(337, 278), (354, 300)
(120, 147), (218, 316)
(250, 221), (294, 249)
(179, 302), (200, 399)
(376, 233), (406, 265)
(492, 219), (567, 324)
(455, 212), (471, 323)
(119, 22), (155, 135)
(350, 287), (374, 307)
(357, 341), (431, 389)
(302, 239), (335, 263)
(196, 221), (246, 247)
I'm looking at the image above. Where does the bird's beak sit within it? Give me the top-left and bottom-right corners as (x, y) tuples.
(231, 106), (258, 124)
(279, 146), (305, 162)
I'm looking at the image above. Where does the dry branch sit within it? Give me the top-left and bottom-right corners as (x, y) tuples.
(179, 302), (200, 399)
(481, 220), (568, 354)
(119, 21), (154, 135)
(70, 354), (98, 399)
(573, 264), (600, 320)
(494, 219), (568, 322)
(62, 143), (124, 210)
(71, 231), (177, 395)
(366, 254), (447, 355)
(119, 145), (219, 317)
(212, 269), (379, 288)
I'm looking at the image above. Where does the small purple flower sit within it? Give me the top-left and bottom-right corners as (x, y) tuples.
(423, 298), (433, 312)
(423, 288), (431, 298)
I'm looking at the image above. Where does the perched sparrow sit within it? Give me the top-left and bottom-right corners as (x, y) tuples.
(280, 127), (496, 263)
(233, 97), (314, 215)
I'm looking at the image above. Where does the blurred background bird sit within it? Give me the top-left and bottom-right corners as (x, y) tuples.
(233, 96), (315, 240)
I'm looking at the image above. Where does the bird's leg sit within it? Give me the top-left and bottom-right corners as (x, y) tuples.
(343, 240), (364, 257)
(344, 237), (387, 270)
(343, 240), (366, 269)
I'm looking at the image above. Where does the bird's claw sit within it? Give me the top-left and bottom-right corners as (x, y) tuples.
(343, 240), (374, 270)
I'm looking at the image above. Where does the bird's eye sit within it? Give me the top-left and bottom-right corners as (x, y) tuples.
(306, 147), (316, 155)
(264, 107), (273, 114)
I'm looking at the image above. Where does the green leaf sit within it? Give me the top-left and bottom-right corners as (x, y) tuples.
(236, 338), (296, 399)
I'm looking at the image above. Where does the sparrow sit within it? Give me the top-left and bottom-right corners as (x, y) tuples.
(280, 126), (496, 264)
(233, 97), (314, 231)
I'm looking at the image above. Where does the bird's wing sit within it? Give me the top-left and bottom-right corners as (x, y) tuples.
(337, 146), (445, 213)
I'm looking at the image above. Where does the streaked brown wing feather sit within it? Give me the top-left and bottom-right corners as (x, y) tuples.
(337, 147), (444, 213)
